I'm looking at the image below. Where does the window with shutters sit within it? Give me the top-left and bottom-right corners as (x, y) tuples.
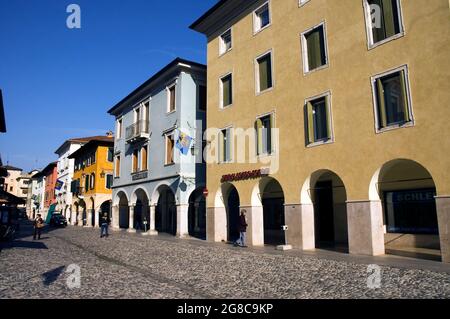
(165, 132), (175, 165)
(301, 22), (328, 74)
(304, 92), (334, 146)
(84, 175), (90, 193)
(132, 149), (139, 173)
(115, 155), (121, 178)
(106, 174), (113, 190)
(255, 51), (273, 94)
(220, 73), (233, 108)
(167, 84), (176, 113)
(90, 173), (95, 190)
(107, 147), (114, 162)
(364, 0), (404, 48)
(255, 114), (274, 156)
(371, 66), (413, 132)
(219, 127), (232, 163)
(141, 145), (148, 171)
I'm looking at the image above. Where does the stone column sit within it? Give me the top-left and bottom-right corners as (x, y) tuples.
(347, 200), (385, 256)
(111, 205), (119, 230)
(147, 205), (158, 236)
(284, 203), (315, 250)
(94, 210), (100, 228)
(206, 207), (227, 243)
(436, 196), (450, 263)
(241, 206), (264, 247)
(128, 205), (136, 233)
(78, 210), (84, 226)
(71, 209), (77, 226)
(86, 210), (93, 227)
(176, 204), (189, 238)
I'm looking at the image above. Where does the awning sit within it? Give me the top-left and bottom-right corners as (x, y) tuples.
(0, 190), (25, 205)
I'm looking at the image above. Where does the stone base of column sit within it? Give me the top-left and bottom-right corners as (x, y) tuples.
(241, 206), (264, 247)
(436, 196), (450, 263)
(127, 228), (136, 233)
(176, 204), (189, 238)
(276, 245), (293, 251)
(141, 230), (158, 236)
(206, 207), (227, 243)
(284, 204), (315, 250)
(347, 200), (385, 256)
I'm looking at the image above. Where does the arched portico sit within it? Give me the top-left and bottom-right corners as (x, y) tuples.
(154, 185), (177, 236)
(369, 159), (442, 261)
(188, 187), (207, 240)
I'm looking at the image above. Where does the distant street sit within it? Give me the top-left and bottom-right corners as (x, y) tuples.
(0, 221), (449, 299)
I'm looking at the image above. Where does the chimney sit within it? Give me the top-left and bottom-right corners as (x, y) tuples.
(106, 131), (113, 137)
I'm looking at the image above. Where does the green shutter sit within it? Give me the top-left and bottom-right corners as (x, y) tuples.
(259, 56), (270, 91)
(306, 102), (314, 144)
(223, 76), (231, 106)
(377, 78), (387, 128)
(325, 95), (332, 139)
(226, 128), (232, 162)
(399, 70), (410, 122)
(219, 130), (224, 162)
(255, 118), (263, 155)
(382, 0), (396, 38)
(269, 113), (275, 153)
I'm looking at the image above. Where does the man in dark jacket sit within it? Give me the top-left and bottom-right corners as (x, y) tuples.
(234, 209), (248, 247)
(100, 212), (109, 238)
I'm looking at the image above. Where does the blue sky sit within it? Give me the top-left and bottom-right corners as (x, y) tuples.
(0, 0), (216, 172)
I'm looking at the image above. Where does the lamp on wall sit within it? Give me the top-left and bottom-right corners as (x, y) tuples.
(100, 170), (106, 178)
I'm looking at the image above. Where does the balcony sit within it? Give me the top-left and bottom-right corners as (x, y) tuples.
(126, 120), (149, 143)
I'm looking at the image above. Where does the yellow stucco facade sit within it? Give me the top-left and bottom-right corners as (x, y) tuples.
(192, 0), (450, 262)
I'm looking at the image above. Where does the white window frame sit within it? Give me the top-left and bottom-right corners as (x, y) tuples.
(300, 21), (329, 75)
(255, 111), (276, 157)
(362, 0), (405, 50)
(370, 65), (414, 134)
(116, 117), (123, 140)
(166, 82), (177, 114)
(164, 130), (175, 166)
(255, 49), (274, 95)
(304, 90), (334, 148)
(299, 0), (311, 7)
(219, 72), (233, 109)
(253, 1), (271, 35)
(219, 28), (233, 56)
(219, 126), (234, 164)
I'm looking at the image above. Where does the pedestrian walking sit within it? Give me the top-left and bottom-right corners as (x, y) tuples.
(33, 214), (44, 240)
(234, 209), (248, 247)
(100, 212), (109, 238)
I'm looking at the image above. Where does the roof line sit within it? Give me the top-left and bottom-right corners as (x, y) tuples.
(107, 57), (206, 115)
(189, 0), (228, 30)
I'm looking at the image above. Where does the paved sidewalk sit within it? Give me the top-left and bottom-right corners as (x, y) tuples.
(0, 221), (449, 299)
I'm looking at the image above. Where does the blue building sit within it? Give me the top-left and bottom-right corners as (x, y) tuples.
(108, 58), (207, 239)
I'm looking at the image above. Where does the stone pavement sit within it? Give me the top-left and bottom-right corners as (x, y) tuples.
(0, 221), (449, 299)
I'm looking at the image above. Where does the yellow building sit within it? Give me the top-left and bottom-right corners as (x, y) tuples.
(191, 0), (450, 262)
(69, 135), (114, 227)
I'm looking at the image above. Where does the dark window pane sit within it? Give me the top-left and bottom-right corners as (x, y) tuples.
(222, 30), (232, 51)
(379, 72), (406, 126)
(306, 26), (326, 71)
(261, 116), (272, 154)
(258, 54), (273, 91)
(259, 5), (270, 28)
(312, 98), (328, 141)
(222, 75), (232, 106)
(369, 0), (401, 43)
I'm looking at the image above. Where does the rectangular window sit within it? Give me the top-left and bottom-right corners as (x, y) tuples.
(219, 29), (232, 55)
(165, 133), (175, 165)
(254, 2), (270, 33)
(199, 85), (207, 111)
(255, 114), (274, 155)
(117, 118), (122, 139)
(106, 174), (113, 190)
(366, 0), (402, 46)
(168, 85), (176, 113)
(256, 52), (273, 93)
(305, 94), (333, 145)
(115, 156), (121, 177)
(373, 67), (412, 131)
(84, 175), (90, 193)
(219, 128), (232, 163)
(141, 145), (148, 171)
(132, 149), (139, 173)
(220, 74), (233, 108)
(107, 147), (114, 162)
(302, 24), (328, 73)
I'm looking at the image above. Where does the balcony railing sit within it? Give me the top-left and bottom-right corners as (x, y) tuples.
(126, 120), (149, 143)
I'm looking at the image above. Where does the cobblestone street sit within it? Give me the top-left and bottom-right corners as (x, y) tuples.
(1, 221), (449, 299)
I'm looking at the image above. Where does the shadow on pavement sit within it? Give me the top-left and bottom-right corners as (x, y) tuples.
(42, 266), (66, 286)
